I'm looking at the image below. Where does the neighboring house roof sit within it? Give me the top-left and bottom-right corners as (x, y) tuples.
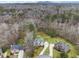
(11, 45), (23, 50)
(37, 55), (51, 58)
(54, 42), (70, 53)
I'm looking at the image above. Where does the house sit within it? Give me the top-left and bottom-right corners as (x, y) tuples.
(54, 42), (70, 53)
(33, 36), (44, 47)
(10, 45), (23, 56)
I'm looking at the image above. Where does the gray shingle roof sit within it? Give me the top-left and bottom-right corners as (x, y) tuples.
(54, 42), (70, 53)
(33, 37), (44, 46)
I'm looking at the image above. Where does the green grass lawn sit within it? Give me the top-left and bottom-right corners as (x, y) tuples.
(34, 32), (78, 58)
(16, 39), (24, 46)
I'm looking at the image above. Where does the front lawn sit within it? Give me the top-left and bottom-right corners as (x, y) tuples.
(34, 32), (77, 58)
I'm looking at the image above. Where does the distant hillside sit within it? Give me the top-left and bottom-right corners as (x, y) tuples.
(0, 1), (79, 7)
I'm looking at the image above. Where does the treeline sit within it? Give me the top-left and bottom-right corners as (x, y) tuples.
(0, 5), (79, 45)
(36, 6), (79, 45)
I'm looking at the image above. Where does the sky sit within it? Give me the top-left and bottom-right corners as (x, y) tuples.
(0, 0), (79, 3)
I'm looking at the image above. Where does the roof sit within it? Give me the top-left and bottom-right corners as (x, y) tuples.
(37, 55), (51, 58)
(54, 42), (70, 52)
(33, 37), (44, 46)
(35, 36), (44, 42)
(11, 45), (23, 50)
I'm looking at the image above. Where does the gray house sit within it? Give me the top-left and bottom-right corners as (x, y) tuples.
(54, 42), (70, 53)
(33, 36), (44, 47)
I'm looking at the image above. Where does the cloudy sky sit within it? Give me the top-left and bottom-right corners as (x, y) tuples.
(0, 0), (79, 3)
